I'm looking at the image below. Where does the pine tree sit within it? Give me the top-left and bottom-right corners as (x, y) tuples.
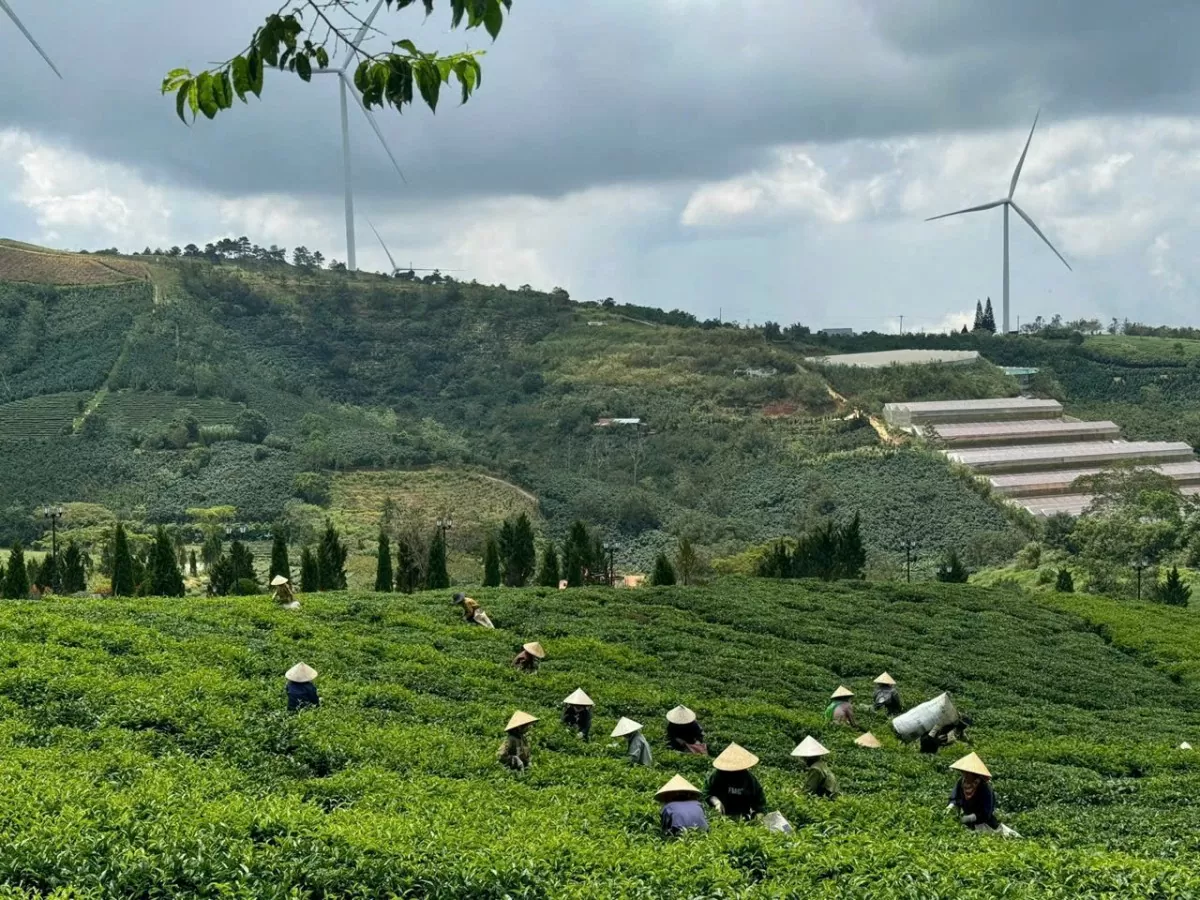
(1055, 567), (1074, 593)
(395, 537), (420, 593)
(3, 542), (29, 599)
(374, 533), (393, 592)
(497, 520), (515, 586)
(111, 524), (135, 597)
(972, 300), (984, 332)
(510, 513), (536, 587)
(299, 547), (320, 593)
(483, 535), (501, 587)
(316, 521), (347, 591)
(426, 529), (450, 590)
(650, 552), (676, 586)
(1155, 566), (1191, 607)
(208, 555), (236, 595)
(562, 521), (591, 587)
(229, 541), (256, 583)
(62, 542), (86, 593)
(36, 553), (56, 590)
(936, 550), (969, 583)
(150, 526), (185, 597)
(982, 297), (997, 333)
(269, 532), (291, 582)
(675, 536), (697, 586)
(536, 543), (560, 587)
(836, 513), (866, 579)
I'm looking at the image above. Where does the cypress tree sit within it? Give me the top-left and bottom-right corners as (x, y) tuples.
(426, 529), (450, 590)
(3, 542), (29, 599)
(1155, 566), (1191, 607)
(269, 532), (291, 582)
(972, 300), (984, 332)
(36, 553), (56, 591)
(316, 520), (347, 591)
(497, 520), (515, 586)
(982, 297), (997, 333)
(510, 513), (536, 587)
(27, 557), (40, 590)
(650, 552), (676, 586)
(299, 547), (320, 593)
(62, 541), (86, 593)
(150, 525), (185, 597)
(675, 536), (697, 586)
(395, 537), (420, 594)
(562, 521), (590, 587)
(208, 555), (236, 595)
(111, 524), (135, 597)
(536, 543), (560, 587)
(483, 535), (501, 587)
(229, 541), (256, 583)
(1055, 567), (1074, 593)
(837, 513), (866, 579)
(374, 533), (393, 592)
(188, 550), (198, 577)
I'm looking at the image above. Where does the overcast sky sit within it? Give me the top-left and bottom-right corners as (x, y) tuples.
(3, 0), (1200, 330)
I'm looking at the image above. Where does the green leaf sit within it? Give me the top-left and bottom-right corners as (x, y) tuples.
(218, 71), (234, 109)
(436, 59), (454, 82)
(175, 81), (192, 124)
(161, 68), (192, 94)
(416, 62), (440, 112)
(187, 79), (200, 119)
(396, 39), (419, 55)
(483, 0), (503, 40)
(295, 53), (312, 82)
(231, 56), (250, 102)
(316, 47), (329, 69)
(196, 71), (218, 119)
(249, 49), (264, 97)
(450, 0), (465, 28)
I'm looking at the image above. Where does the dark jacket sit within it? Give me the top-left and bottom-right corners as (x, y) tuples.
(704, 769), (766, 820)
(660, 800), (709, 836)
(873, 686), (902, 714)
(512, 650), (539, 673)
(286, 679), (319, 712)
(666, 720), (704, 749)
(802, 761), (839, 798)
(562, 704), (592, 740)
(950, 778), (998, 829)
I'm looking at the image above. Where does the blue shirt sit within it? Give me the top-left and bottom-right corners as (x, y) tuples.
(660, 800), (708, 835)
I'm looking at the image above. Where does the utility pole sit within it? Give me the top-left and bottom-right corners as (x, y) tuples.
(902, 539), (916, 583)
(1133, 559), (1150, 602)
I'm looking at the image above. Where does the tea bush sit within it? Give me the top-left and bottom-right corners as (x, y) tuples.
(0, 579), (1195, 896)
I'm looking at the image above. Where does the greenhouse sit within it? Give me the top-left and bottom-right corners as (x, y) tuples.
(946, 440), (1195, 474)
(808, 349), (981, 369)
(989, 460), (1200, 497)
(930, 419), (1121, 448)
(883, 397), (1062, 427)
(1017, 485), (1200, 517)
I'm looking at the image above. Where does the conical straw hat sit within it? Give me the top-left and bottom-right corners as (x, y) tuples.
(611, 716), (643, 738)
(713, 742), (759, 771)
(855, 732), (883, 749)
(505, 710), (538, 731)
(522, 641), (546, 659)
(563, 688), (594, 706)
(1180, 741), (1193, 750)
(874, 672), (896, 685)
(666, 705), (697, 725)
(655, 774), (702, 800)
(285, 662), (317, 683)
(949, 752), (992, 778)
(831, 685), (855, 700)
(271, 575), (289, 587)
(791, 735), (830, 758)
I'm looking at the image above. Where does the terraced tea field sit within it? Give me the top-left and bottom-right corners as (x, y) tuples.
(0, 242), (147, 286)
(0, 391), (90, 439)
(95, 390), (246, 429)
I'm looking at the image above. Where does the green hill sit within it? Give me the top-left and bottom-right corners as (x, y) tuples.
(0, 579), (1196, 897)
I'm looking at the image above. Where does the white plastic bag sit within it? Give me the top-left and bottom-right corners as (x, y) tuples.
(891, 693), (959, 743)
(763, 811), (793, 834)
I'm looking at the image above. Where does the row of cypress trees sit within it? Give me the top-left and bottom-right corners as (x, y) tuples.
(756, 515), (867, 581)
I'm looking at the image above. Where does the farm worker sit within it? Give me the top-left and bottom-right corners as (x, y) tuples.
(271, 575), (299, 609)
(920, 714), (973, 755)
(705, 743), (766, 820)
(791, 736), (839, 798)
(562, 688), (594, 741)
(655, 774), (709, 836)
(666, 705), (708, 755)
(612, 717), (653, 767)
(512, 641), (545, 672)
(498, 710), (538, 771)
(453, 592), (495, 629)
(872, 672), (902, 714)
(946, 752), (1018, 836)
(285, 662), (319, 712)
(824, 686), (859, 728)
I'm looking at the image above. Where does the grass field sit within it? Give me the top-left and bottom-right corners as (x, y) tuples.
(0, 580), (1195, 897)
(0, 244), (147, 286)
(1083, 334), (1200, 365)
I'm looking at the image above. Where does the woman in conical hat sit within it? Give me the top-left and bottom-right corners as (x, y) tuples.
(824, 685), (859, 728)
(512, 641), (546, 673)
(562, 688), (594, 741)
(872, 672), (902, 714)
(665, 705), (707, 755)
(612, 717), (653, 767)
(655, 774), (708, 836)
(947, 752), (1002, 833)
(284, 662), (319, 712)
(271, 574), (298, 608)
(704, 743), (766, 819)
(792, 736), (839, 798)
(498, 711), (538, 771)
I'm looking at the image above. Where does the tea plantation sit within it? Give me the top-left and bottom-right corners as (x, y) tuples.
(0, 579), (1197, 898)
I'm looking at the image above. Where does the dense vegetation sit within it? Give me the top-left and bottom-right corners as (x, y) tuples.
(0, 580), (1195, 896)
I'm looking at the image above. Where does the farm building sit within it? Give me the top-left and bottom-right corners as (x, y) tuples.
(883, 397), (1062, 428)
(988, 461), (1200, 498)
(946, 441), (1194, 475)
(929, 419), (1121, 448)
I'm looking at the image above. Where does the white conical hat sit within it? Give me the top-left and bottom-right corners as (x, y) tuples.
(522, 641), (546, 659)
(855, 732), (883, 749)
(562, 688), (594, 706)
(270, 575), (289, 587)
(285, 662), (317, 682)
(666, 705), (696, 725)
(655, 774), (701, 800)
(1180, 741), (1193, 750)
(831, 685), (854, 700)
(949, 752), (992, 778)
(611, 716), (643, 738)
(713, 742), (759, 771)
(791, 736), (830, 758)
(505, 710), (538, 731)
(874, 672), (896, 685)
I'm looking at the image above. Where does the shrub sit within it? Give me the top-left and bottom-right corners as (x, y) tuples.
(1055, 568), (1075, 593)
(1154, 566), (1191, 607)
(936, 550), (969, 583)
(650, 552), (676, 586)
(293, 472), (331, 506)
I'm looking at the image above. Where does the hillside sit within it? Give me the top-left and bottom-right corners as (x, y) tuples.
(0, 246), (1029, 578)
(0, 579), (1196, 897)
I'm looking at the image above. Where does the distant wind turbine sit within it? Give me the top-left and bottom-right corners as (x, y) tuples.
(0, 0), (62, 78)
(926, 111), (1070, 334)
(312, 0), (407, 272)
(366, 217), (458, 275)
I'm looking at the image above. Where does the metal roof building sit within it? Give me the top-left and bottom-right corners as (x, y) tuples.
(931, 419), (1121, 448)
(989, 461), (1200, 497)
(947, 440), (1194, 474)
(1017, 485), (1200, 518)
(884, 397), (1062, 427)
(810, 349), (980, 369)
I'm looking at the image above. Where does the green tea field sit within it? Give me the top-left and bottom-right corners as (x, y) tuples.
(0, 579), (1196, 898)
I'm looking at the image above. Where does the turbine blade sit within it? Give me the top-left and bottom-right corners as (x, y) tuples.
(342, 72), (407, 184)
(342, 0), (386, 69)
(925, 199), (1005, 222)
(0, 0), (62, 78)
(367, 217), (400, 273)
(1009, 110), (1039, 199)
(1010, 201), (1072, 271)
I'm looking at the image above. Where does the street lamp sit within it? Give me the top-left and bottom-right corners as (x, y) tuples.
(42, 506), (64, 591)
(602, 542), (618, 586)
(1133, 558), (1151, 602)
(436, 517), (454, 540)
(902, 539), (917, 583)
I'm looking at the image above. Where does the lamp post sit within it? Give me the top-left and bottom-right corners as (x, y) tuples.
(42, 505), (64, 591)
(1133, 558), (1151, 602)
(436, 517), (454, 541)
(602, 542), (618, 586)
(902, 539), (917, 583)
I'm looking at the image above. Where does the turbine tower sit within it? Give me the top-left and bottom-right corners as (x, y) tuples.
(926, 111), (1070, 333)
(0, 0), (62, 77)
(367, 218), (457, 276)
(313, 0), (406, 271)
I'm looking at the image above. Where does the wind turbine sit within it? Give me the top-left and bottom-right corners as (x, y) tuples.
(0, 0), (62, 77)
(366, 217), (458, 276)
(926, 111), (1070, 334)
(312, 0), (406, 271)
